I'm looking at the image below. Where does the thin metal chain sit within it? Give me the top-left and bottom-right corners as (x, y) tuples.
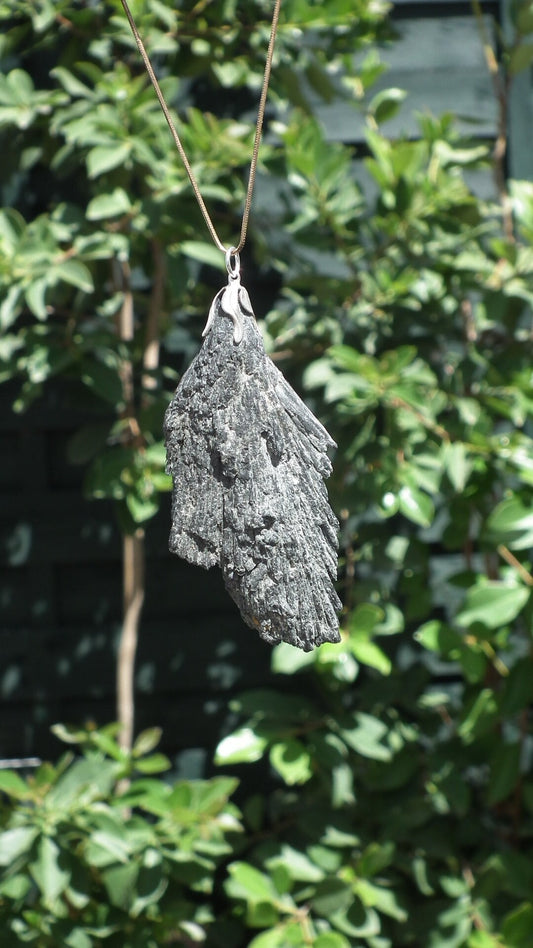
(120, 0), (282, 255)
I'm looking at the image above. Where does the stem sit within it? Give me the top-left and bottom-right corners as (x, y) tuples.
(115, 261), (145, 753)
(497, 543), (533, 586)
(142, 239), (166, 399)
(113, 248), (165, 753)
(118, 529), (146, 753)
(116, 261), (143, 445)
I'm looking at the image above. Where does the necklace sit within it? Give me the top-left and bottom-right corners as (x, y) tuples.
(121, 0), (341, 651)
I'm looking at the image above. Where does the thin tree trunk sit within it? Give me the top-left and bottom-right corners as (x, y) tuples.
(115, 261), (143, 753)
(142, 239), (166, 397)
(117, 528), (145, 753)
(114, 244), (165, 753)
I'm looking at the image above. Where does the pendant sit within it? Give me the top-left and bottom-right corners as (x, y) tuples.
(164, 251), (341, 651)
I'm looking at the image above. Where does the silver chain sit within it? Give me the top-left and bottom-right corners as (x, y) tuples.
(120, 0), (282, 255)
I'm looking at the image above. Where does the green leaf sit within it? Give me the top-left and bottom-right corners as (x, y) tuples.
(30, 836), (70, 902)
(516, 2), (533, 33)
(487, 742), (521, 805)
(180, 241), (226, 270)
(348, 603), (384, 635)
(248, 931), (285, 948)
(269, 739), (313, 785)
(368, 87), (407, 124)
(0, 770), (30, 800)
(132, 862), (168, 915)
(349, 638), (391, 675)
(340, 713), (391, 761)
(51, 66), (94, 98)
(144, 442), (167, 466)
(25, 277), (48, 319)
(226, 861), (279, 904)
(102, 862), (139, 911)
(86, 188), (133, 220)
(468, 934), (504, 948)
(443, 442), (472, 493)
(484, 497), (533, 550)
(502, 902), (533, 947)
(458, 689), (498, 741)
(54, 259), (94, 292)
(500, 658), (533, 716)
(31, 1), (55, 31)
(355, 878), (407, 921)
(0, 873), (32, 900)
(134, 753), (171, 774)
(312, 878), (354, 917)
(398, 485), (434, 527)
(509, 44), (533, 75)
(86, 829), (131, 867)
(132, 727), (162, 758)
(125, 489), (160, 523)
(271, 641), (315, 673)
(415, 620), (460, 654)
(0, 827), (37, 866)
(314, 934), (351, 948)
(247, 901), (280, 928)
(329, 345), (372, 375)
(90, 728), (128, 762)
(87, 142), (132, 178)
(64, 931), (93, 948)
(358, 841), (395, 878)
(81, 360), (124, 406)
(47, 757), (117, 806)
(269, 845), (324, 883)
(50, 722), (88, 744)
(456, 582), (530, 629)
(0, 284), (23, 330)
(215, 728), (269, 764)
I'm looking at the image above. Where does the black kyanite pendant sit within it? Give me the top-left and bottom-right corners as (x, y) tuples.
(164, 253), (341, 651)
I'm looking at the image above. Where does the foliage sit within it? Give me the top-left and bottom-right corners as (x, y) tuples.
(0, 0), (388, 530)
(2, 1), (533, 947)
(0, 724), (241, 947)
(208, 4), (533, 944)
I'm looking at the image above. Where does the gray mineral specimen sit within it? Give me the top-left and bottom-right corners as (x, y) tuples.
(164, 271), (341, 651)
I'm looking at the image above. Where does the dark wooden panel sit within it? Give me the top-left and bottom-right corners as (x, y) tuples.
(0, 381), (112, 431)
(1, 605), (271, 703)
(0, 692), (238, 767)
(0, 568), (33, 625)
(1, 495), (119, 566)
(0, 612), (274, 762)
(0, 433), (19, 490)
(312, 15), (498, 143)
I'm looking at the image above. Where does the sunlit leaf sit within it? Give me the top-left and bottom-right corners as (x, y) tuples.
(456, 582), (530, 629)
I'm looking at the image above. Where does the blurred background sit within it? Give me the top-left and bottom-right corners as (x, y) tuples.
(1, 1), (533, 944)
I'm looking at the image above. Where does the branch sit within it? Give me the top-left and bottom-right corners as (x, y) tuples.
(114, 260), (146, 754)
(118, 529), (145, 754)
(142, 239), (166, 401)
(116, 260), (143, 447)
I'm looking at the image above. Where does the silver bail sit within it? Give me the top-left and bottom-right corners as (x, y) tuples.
(202, 246), (251, 344)
(225, 247), (240, 281)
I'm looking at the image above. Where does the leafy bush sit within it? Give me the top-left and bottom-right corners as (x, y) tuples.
(0, 724), (240, 947)
(2, 2), (533, 947)
(0, 0), (387, 530)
